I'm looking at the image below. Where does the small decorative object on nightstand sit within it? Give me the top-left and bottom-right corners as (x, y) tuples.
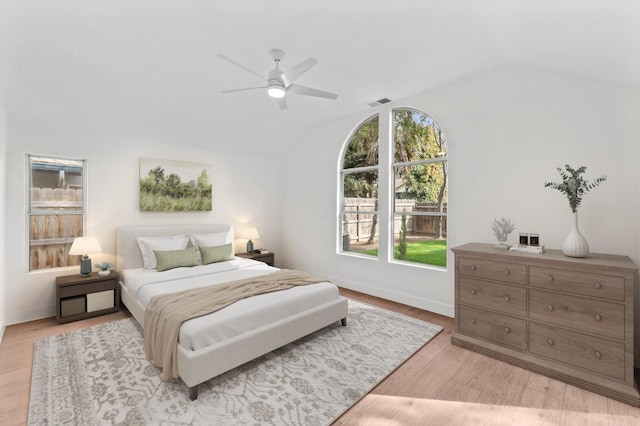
(56, 272), (120, 323)
(236, 251), (275, 266)
(95, 261), (114, 276)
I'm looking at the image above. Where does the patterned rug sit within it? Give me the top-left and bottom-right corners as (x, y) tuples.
(28, 299), (442, 425)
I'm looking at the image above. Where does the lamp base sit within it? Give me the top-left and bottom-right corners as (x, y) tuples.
(80, 257), (92, 276)
(246, 240), (254, 253)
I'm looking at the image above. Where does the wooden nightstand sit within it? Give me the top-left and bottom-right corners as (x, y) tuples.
(55, 272), (120, 323)
(236, 251), (275, 266)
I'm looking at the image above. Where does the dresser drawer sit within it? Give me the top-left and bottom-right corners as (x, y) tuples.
(458, 257), (527, 285)
(459, 276), (526, 317)
(529, 290), (625, 340)
(529, 322), (625, 380)
(529, 266), (624, 301)
(458, 305), (526, 350)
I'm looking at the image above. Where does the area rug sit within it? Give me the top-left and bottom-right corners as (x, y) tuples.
(28, 299), (442, 425)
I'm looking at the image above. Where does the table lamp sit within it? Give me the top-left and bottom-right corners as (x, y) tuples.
(241, 228), (260, 253)
(69, 237), (102, 276)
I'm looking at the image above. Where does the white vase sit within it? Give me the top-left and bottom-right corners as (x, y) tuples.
(562, 212), (589, 258)
(98, 270), (111, 276)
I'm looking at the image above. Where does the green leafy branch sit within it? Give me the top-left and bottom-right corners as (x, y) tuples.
(544, 165), (607, 213)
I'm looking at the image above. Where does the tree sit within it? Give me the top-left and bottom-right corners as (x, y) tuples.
(393, 109), (447, 239)
(432, 126), (447, 239)
(165, 173), (182, 197)
(343, 116), (379, 244)
(196, 169), (210, 196)
(398, 214), (408, 259)
(149, 166), (165, 184)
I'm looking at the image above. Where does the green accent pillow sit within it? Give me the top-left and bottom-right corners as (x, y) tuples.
(199, 243), (235, 265)
(154, 247), (199, 272)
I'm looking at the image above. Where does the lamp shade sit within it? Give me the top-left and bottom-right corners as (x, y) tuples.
(69, 237), (102, 256)
(240, 227), (260, 241)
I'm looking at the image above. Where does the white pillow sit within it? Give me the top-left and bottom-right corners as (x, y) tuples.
(137, 235), (190, 269)
(190, 230), (233, 248)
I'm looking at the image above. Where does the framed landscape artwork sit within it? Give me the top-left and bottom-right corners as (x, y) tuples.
(139, 157), (213, 212)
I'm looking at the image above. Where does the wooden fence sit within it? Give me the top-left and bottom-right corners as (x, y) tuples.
(343, 198), (447, 243)
(29, 187), (83, 271)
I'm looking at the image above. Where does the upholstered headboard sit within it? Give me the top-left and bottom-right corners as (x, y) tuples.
(116, 224), (234, 271)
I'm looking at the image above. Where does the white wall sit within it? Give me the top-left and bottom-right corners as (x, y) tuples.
(281, 67), (640, 318)
(4, 116), (283, 324)
(0, 79), (7, 340)
(4, 66), (639, 330)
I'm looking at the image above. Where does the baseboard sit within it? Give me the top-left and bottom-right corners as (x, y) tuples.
(283, 262), (454, 318)
(6, 305), (55, 325)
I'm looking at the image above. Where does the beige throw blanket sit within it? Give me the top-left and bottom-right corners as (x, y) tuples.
(143, 269), (327, 379)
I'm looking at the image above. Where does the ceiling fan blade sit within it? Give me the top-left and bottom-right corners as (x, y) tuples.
(287, 84), (338, 100)
(281, 57), (318, 85)
(276, 96), (287, 110)
(217, 54), (266, 82)
(220, 86), (266, 94)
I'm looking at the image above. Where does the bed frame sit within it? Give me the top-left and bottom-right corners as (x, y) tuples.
(115, 224), (348, 400)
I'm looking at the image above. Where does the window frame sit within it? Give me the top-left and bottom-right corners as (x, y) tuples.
(338, 107), (448, 269)
(26, 154), (88, 272)
(390, 108), (448, 268)
(339, 115), (380, 258)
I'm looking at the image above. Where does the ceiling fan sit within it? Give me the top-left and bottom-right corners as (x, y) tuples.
(217, 49), (338, 110)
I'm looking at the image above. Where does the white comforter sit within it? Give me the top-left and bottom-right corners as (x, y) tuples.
(121, 258), (339, 351)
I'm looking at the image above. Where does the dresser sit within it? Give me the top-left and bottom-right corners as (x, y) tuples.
(451, 243), (639, 406)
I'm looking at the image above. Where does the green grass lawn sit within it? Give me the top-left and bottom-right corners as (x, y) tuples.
(363, 240), (447, 267)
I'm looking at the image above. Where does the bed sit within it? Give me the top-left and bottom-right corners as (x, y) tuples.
(115, 224), (348, 400)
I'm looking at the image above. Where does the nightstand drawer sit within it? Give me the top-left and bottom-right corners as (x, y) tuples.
(87, 290), (115, 312)
(61, 296), (85, 317)
(529, 289), (624, 339)
(458, 305), (526, 350)
(459, 276), (526, 317)
(58, 279), (117, 298)
(458, 257), (526, 285)
(529, 322), (625, 380)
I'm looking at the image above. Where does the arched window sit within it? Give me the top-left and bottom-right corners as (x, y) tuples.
(340, 115), (379, 257)
(339, 108), (448, 268)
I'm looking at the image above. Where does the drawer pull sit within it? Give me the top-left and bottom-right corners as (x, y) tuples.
(471, 265), (476, 271)
(547, 304), (554, 311)
(595, 314), (602, 321)
(595, 351), (602, 359)
(594, 281), (602, 289)
(471, 289), (476, 295)
(471, 318), (476, 324)
(547, 275), (553, 282)
(504, 296), (510, 302)
(547, 338), (554, 346)
(504, 327), (510, 334)
(504, 269), (510, 276)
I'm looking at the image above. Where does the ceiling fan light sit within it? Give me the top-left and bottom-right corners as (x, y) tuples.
(267, 84), (286, 98)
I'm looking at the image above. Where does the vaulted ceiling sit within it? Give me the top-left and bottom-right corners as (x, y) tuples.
(1, 0), (638, 158)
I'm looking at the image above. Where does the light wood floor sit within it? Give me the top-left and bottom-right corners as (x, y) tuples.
(1, 289), (639, 425)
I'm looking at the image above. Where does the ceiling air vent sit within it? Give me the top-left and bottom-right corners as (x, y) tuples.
(368, 98), (392, 107)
